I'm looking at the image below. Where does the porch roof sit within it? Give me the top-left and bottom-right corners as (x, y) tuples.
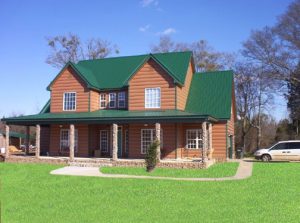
(1, 110), (217, 125)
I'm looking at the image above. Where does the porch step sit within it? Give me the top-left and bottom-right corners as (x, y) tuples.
(68, 160), (113, 167)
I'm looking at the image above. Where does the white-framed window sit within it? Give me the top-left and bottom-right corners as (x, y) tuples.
(118, 92), (126, 108)
(60, 129), (78, 152)
(141, 129), (163, 154)
(100, 94), (106, 109)
(186, 129), (202, 149)
(63, 92), (76, 111)
(100, 130), (108, 152)
(145, 88), (161, 108)
(109, 93), (116, 108)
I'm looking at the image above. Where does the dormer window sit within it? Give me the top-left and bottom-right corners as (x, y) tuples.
(109, 93), (116, 108)
(100, 94), (106, 109)
(145, 88), (161, 108)
(63, 92), (76, 111)
(118, 92), (126, 108)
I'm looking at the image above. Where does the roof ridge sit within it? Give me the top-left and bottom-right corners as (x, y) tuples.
(195, 70), (233, 75)
(77, 51), (193, 64)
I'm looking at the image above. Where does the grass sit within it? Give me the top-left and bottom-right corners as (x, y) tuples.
(100, 162), (239, 178)
(1, 162), (300, 222)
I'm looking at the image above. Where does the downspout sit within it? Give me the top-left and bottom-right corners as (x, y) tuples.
(175, 123), (178, 159)
(175, 85), (177, 110)
(88, 91), (91, 112)
(226, 122), (228, 159)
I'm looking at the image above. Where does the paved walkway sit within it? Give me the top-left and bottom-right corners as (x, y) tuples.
(50, 160), (253, 181)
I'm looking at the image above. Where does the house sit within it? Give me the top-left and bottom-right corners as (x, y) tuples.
(1, 51), (236, 163)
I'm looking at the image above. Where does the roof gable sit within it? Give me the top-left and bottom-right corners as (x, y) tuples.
(47, 51), (193, 91)
(185, 70), (234, 119)
(47, 62), (95, 91)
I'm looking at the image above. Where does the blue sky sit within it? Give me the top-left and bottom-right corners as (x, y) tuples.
(0, 0), (293, 119)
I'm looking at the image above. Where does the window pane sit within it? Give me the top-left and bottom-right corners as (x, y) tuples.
(118, 92), (126, 108)
(186, 129), (202, 149)
(100, 94), (106, 108)
(63, 92), (76, 111)
(288, 142), (300, 149)
(100, 130), (108, 152)
(145, 88), (161, 108)
(109, 93), (116, 108)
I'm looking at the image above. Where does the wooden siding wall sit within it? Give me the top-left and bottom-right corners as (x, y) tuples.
(49, 124), (89, 157)
(128, 59), (176, 110)
(212, 122), (227, 160)
(176, 62), (194, 110)
(128, 123), (177, 159)
(90, 90), (100, 112)
(50, 67), (89, 112)
(40, 126), (50, 154)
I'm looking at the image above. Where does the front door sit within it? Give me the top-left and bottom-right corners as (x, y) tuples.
(118, 127), (122, 157)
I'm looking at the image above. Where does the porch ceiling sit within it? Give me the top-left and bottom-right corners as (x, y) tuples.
(1, 109), (218, 125)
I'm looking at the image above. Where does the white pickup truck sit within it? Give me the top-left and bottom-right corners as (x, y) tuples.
(254, 140), (300, 162)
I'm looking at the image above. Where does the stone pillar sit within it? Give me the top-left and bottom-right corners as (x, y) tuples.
(112, 123), (118, 161)
(155, 123), (161, 161)
(5, 125), (9, 158)
(69, 124), (75, 161)
(25, 126), (30, 155)
(202, 122), (207, 161)
(35, 125), (40, 158)
(208, 123), (213, 160)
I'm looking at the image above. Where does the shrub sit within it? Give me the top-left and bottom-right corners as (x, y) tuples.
(145, 140), (160, 172)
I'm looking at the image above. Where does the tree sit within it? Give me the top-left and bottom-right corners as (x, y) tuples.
(234, 62), (275, 150)
(242, 0), (300, 84)
(46, 33), (119, 68)
(150, 36), (234, 72)
(287, 63), (300, 136)
(145, 140), (160, 172)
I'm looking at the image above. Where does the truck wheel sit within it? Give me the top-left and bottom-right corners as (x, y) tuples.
(262, 154), (271, 162)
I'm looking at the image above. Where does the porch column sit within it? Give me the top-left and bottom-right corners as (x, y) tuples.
(202, 122), (207, 161)
(155, 123), (161, 161)
(5, 125), (9, 158)
(112, 123), (118, 161)
(208, 123), (213, 160)
(25, 126), (30, 155)
(35, 125), (40, 158)
(69, 124), (75, 161)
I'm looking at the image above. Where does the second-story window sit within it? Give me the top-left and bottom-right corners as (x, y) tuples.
(145, 88), (161, 108)
(63, 92), (76, 111)
(100, 94), (106, 109)
(109, 93), (116, 108)
(118, 92), (126, 108)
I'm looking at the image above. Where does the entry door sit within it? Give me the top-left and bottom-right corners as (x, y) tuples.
(118, 127), (122, 157)
(287, 142), (300, 161)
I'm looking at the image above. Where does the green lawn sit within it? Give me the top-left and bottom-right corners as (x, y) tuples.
(1, 162), (300, 223)
(101, 162), (239, 178)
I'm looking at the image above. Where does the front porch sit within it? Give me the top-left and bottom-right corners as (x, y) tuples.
(2, 110), (219, 167)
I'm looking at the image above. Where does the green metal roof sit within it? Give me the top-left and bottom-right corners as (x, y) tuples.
(2, 110), (217, 125)
(185, 70), (234, 119)
(39, 99), (50, 114)
(47, 51), (192, 90)
(0, 131), (28, 139)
